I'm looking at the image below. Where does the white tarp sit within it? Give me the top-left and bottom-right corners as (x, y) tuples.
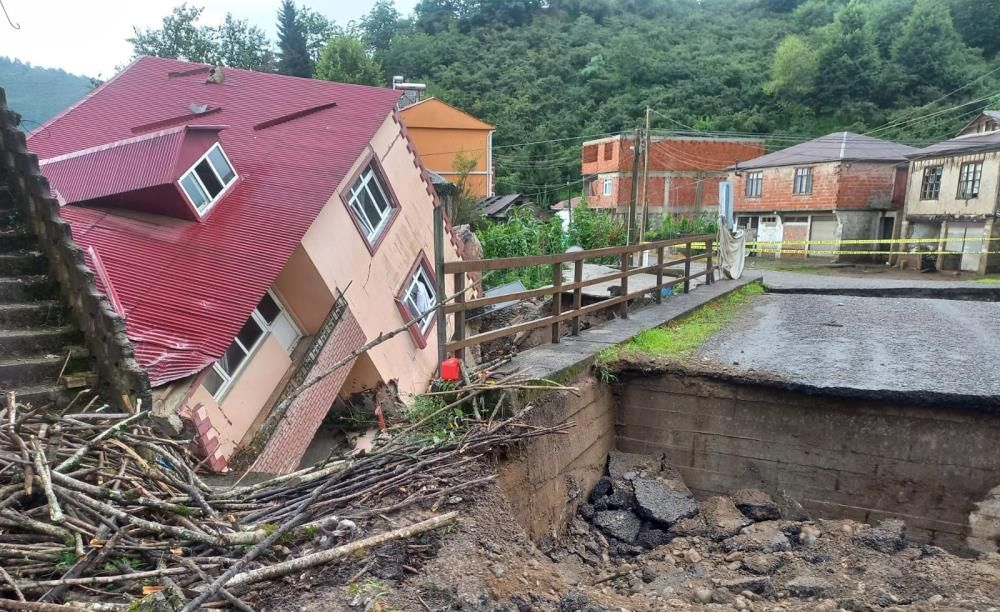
(718, 216), (746, 280)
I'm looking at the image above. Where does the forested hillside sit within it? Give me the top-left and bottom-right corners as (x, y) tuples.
(0, 57), (93, 128)
(372, 0), (1000, 200)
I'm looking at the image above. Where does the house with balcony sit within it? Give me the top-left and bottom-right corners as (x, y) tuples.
(901, 128), (1000, 274)
(580, 134), (764, 224)
(28, 56), (464, 474)
(729, 132), (915, 259)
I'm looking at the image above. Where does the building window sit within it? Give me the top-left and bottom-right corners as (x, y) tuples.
(178, 143), (237, 215)
(745, 171), (763, 198)
(920, 166), (943, 200)
(347, 163), (397, 245)
(792, 167), (813, 195)
(397, 257), (437, 344)
(603, 143), (613, 161)
(583, 145), (599, 163)
(603, 177), (613, 196)
(958, 161), (983, 199)
(202, 291), (299, 400)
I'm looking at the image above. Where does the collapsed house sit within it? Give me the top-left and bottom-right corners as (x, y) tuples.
(25, 56), (465, 474)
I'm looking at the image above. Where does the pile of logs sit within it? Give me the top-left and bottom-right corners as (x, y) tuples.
(0, 397), (572, 611)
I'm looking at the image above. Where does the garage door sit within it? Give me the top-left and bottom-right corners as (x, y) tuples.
(808, 215), (837, 256)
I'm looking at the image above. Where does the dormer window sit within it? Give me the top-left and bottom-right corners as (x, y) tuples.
(179, 143), (237, 215)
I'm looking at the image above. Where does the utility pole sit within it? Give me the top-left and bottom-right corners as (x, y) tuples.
(639, 106), (652, 246)
(627, 126), (642, 248)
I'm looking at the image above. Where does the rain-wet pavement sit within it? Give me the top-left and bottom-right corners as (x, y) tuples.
(697, 292), (1000, 398)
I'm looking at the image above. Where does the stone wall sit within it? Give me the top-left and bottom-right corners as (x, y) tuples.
(497, 376), (616, 546)
(0, 91), (152, 411)
(616, 371), (1000, 553)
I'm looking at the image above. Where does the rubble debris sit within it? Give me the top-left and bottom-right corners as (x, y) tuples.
(699, 496), (752, 540)
(732, 488), (781, 522)
(633, 478), (699, 526)
(592, 510), (641, 543)
(740, 553), (784, 575)
(721, 521), (792, 553)
(785, 575), (834, 598)
(0, 397), (572, 611)
(857, 518), (907, 554)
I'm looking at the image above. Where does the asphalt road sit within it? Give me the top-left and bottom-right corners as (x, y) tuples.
(697, 293), (1000, 397)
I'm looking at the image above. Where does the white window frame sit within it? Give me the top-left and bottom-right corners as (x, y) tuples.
(347, 164), (396, 244)
(402, 264), (436, 334)
(178, 142), (238, 216)
(958, 161), (983, 199)
(792, 167), (813, 195)
(602, 176), (613, 196)
(745, 171), (763, 198)
(203, 290), (297, 401)
(920, 165), (943, 200)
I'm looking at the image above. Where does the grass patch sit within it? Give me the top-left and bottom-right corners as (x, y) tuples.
(596, 283), (764, 370)
(973, 276), (1000, 284)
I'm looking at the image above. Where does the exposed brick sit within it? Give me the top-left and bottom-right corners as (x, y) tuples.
(733, 161), (904, 213)
(252, 304), (367, 474)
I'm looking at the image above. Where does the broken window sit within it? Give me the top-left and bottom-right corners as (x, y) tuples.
(401, 261), (436, 334)
(920, 166), (943, 200)
(178, 143), (237, 215)
(958, 161), (983, 199)
(792, 167), (812, 195)
(347, 163), (397, 246)
(202, 290), (298, 400)
(745, 171), (763, 198)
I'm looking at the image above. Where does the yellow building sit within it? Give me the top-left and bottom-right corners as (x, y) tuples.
(399, 98), (495, 198)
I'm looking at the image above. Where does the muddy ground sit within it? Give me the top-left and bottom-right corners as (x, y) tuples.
(247, 465), (1000, 612)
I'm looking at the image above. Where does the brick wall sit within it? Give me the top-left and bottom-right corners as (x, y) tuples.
(734, 161), (904, 214)
(780, 222), (808, 258)
(838, 162), (900, 210)
(252, 304), (367, 474)
(617, 372), (1000, 553)
(647, 138), (764, 172)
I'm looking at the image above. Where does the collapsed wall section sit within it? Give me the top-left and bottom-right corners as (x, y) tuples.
(616, 370), (1000, 553)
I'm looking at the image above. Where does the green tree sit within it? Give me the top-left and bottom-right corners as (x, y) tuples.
(813, 1), (882, 116)
(128, 4), (215, 64)
(891, 0), (974, 100)
(216, 14), (274, 71)
(314, 35), (384, 86)
(276, 0), (313, 77)
(299, 7), (338, 63)
(361, 0), (401, 56)
(949, 0), (1000, 58)
(764, 35), (818, 100)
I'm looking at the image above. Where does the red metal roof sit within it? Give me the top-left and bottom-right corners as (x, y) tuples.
(29, 56), (402, 386)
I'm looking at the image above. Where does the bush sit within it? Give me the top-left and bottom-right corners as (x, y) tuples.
(475, 208), (564, 289)
(566, 203), (627, 264)
(647, 212), (719, 241)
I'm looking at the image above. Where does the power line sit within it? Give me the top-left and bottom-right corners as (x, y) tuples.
(0, 0), (20, 29)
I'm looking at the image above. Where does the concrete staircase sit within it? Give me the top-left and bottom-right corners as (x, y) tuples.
(0, 171), (95, 407)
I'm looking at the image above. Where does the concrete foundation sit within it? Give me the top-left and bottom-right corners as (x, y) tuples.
(617, 370), (1000, 554)
(499, 369), (1000, 555)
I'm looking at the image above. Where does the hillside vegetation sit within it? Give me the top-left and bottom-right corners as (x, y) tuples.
(0, 57), (93, 128)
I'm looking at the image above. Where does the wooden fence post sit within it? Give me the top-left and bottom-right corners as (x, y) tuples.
(571, 259), (583, 336)
(453, 272), (466, 361)
(684, 240), (691, 294)
(620, 251), (629, 319)
(706, 238), (714, 285)
(551, 262), (562, 343)
(655, 246), (664, 304)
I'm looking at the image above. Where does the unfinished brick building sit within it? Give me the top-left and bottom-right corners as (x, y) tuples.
(579, 134), (764, 224)
(729, 132), (915, 260)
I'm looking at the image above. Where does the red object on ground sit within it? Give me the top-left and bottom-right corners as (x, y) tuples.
(440, 357), (461, 381)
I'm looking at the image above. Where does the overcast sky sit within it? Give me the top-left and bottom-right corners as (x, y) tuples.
(0, 0), (418, 78)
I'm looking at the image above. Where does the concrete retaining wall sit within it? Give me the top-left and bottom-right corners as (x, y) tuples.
(497, 376), (615, 546)
(616, 372), (1000, 553)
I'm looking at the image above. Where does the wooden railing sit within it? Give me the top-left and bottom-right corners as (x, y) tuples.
(437, 234), (716, 360)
